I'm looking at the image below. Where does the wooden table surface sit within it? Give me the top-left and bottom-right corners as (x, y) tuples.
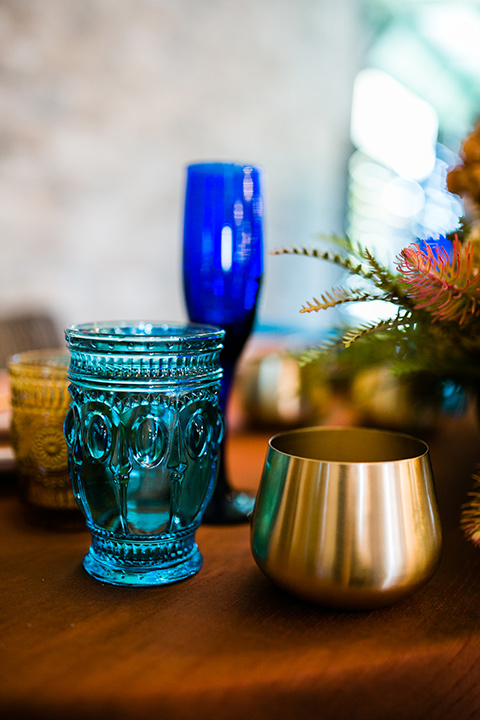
(2, 409), (480, 720)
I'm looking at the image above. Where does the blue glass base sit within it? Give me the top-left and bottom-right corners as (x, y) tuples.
(83, 546), (203, 586)
(83, 524), (203, 586)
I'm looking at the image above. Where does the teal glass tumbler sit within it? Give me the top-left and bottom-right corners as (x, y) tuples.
(64, 321), (225, 586)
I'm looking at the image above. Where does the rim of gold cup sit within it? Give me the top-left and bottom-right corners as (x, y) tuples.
(251, 426), (442, 610)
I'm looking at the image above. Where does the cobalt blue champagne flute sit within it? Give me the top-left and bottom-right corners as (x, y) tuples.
(183, 162), (264, 523)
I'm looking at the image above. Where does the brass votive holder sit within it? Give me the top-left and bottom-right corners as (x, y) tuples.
(8, 349), (83, 529)
(251, 426), (442, 610)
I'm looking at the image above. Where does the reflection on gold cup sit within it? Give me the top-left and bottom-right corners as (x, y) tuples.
(251, 427), (442, 610)
(8, 349), (82, 529)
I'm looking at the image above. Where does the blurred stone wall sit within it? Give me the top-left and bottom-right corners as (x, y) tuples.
(0, 0), (361, 336)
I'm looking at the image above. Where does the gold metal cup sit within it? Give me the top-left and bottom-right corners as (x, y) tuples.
(8, 349), (83, 529)
(251, 426), (442, 610)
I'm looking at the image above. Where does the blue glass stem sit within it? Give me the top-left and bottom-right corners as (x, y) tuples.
(182, 161), (264, 525)
(202, 320), (256, 524)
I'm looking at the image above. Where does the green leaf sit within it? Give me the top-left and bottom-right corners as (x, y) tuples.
(299, 287), (385, 313)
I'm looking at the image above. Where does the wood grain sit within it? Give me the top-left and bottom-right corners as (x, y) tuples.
(2, 414), (480, 720)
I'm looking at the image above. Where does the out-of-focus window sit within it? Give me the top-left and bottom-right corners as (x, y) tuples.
(345, 0), (480, 324)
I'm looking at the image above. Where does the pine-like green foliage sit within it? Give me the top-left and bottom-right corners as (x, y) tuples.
(299, 287), (384, 314)
(274, 230), (480, 388)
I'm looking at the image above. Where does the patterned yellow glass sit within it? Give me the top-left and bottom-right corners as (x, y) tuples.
(8, 349), (81, 528)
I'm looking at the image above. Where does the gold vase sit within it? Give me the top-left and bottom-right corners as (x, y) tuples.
(251, 426), (442, 610)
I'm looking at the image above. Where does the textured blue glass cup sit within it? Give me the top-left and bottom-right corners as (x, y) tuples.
(183, 162), (264, 523)
(64, 321), (225, 586)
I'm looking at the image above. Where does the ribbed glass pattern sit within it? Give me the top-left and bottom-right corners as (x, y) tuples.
(64, 321), (224, 586)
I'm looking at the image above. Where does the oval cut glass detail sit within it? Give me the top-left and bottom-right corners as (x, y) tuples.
(85, 412), (113, 462)
(132, 415), (168, 468)
(186, 410), (210, 459)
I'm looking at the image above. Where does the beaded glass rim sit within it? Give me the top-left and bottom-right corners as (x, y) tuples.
(65, 321), (225, 352)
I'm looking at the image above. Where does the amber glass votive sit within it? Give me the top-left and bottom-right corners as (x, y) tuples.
(8, 349), (83, 529)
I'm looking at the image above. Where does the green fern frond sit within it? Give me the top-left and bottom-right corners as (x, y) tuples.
(271, 245), (352, 270)
(352, 246), (414, 307)
(299, 287), (384, 313)
(271, 244), (413, 309)
(298, 312), (414, 365)
(340, 313), (412, 347)
(271, 246), (383, 287)
(360, 247), (398, 288)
